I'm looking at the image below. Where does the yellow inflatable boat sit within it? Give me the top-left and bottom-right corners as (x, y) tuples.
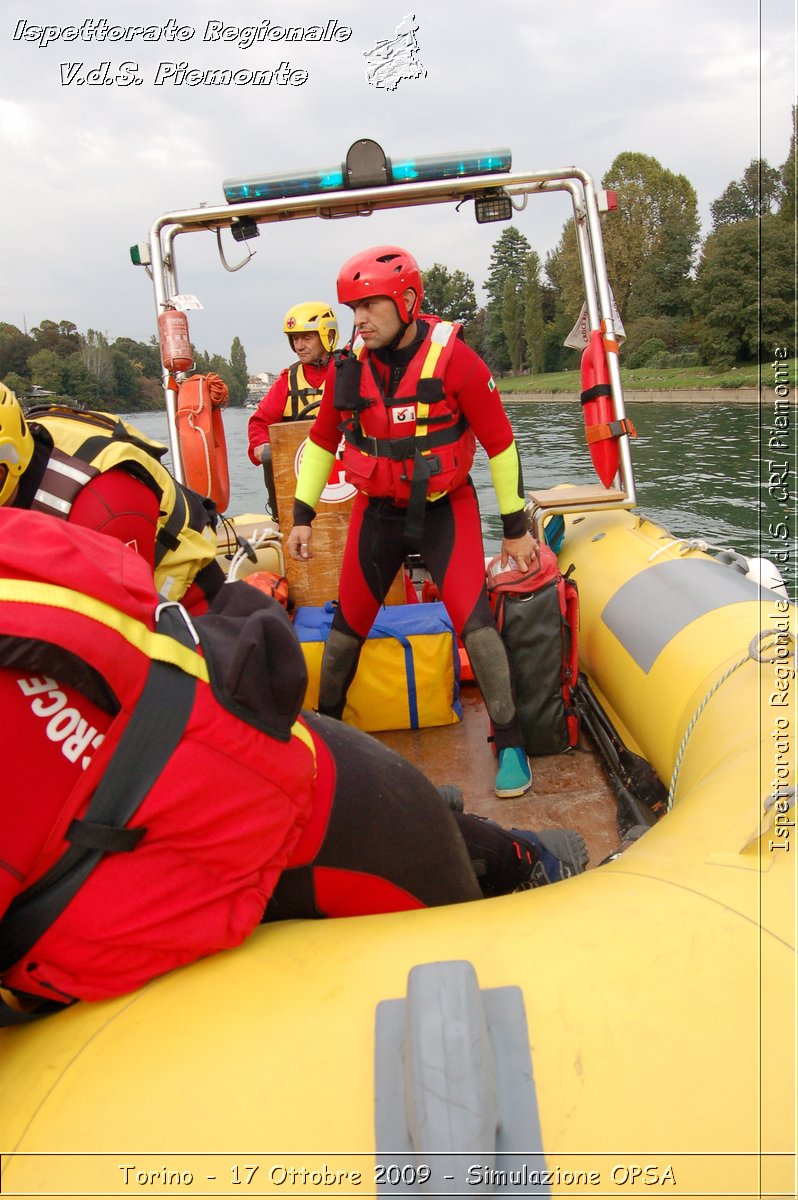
(1, 506), (794, 1199)
(2, 143), (794, 1199)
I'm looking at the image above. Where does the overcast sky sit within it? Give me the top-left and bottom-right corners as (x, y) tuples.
(2, 1), (794, 373)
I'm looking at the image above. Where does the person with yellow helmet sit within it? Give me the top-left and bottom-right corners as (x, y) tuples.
(0, 381), (35, 507)
(0, 380), (224, 614)
(247, 302), (339, 516)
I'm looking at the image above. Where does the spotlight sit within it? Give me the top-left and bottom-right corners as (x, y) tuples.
(474, 193), (513, 224)
(231, 216), (260, 242)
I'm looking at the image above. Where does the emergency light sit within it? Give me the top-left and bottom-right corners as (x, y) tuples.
(223, 144), (511, 204)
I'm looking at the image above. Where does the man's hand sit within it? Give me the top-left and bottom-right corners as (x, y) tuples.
(500, 531), (539, 573)
(287, 525), (313, 561)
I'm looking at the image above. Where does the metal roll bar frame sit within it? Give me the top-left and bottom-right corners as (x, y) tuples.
(142, 160), (636, 517)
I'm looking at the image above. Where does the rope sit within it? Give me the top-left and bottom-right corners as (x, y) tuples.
(226, 527), (283, 582)
(647, 537), (735, 564)
(188, 411), (212, 492)
(667, 628), (796, 811)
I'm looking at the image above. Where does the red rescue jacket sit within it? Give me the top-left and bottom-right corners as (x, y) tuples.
(334, 319), (476, 504)
(0, 508), (318, 1005)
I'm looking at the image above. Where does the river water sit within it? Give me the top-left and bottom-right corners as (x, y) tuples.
(128, 399), (768, 562)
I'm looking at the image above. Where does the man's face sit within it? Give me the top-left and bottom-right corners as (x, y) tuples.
(348, 295), (406, 349)
(290, 331), (326, 364)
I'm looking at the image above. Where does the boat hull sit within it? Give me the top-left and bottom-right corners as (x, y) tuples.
(1, 507), (795, 1198)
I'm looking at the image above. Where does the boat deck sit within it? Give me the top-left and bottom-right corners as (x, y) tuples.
(374, 682), (621, 870)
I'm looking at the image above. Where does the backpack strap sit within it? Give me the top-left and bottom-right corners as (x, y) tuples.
(0, 603), (199, 1024)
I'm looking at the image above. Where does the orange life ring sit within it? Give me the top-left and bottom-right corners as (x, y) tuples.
(580, 330), (635, 488)
(176, 373), (231, 511)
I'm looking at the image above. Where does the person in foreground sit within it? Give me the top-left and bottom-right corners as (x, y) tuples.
(287, 245), (538, 798)
(247, 302), (339, 516)
(0, 382), (224, 614)
(0, 510), (587, 1021)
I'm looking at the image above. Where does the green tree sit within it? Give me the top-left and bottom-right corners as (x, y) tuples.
(208, 353), (238, 401)
(522, 252), (545, 374)
(111, 350), (142, 408)
(193, 347), (212, 374)
(544, 219), (592, 371)
(2, 372), (30, 397)
(30, 319), (80, 357)
(229, 336), (249, 406)
(501, 277), (523, 374)
(463, 306), (489, 358)
(0, 324), (34, 381)
(63, 353), (102, 404)
(623, 315), (680, 359)
(421, 263), (478, 326)
(710, 159), (784, 227)
(112, 336), (163, 379)
(29, 348), (67, 394)
(693, 214), (793, 363)
(600, 152), (699, 321)
(483, 227), (532, 373)
(81, 329), (114, 393)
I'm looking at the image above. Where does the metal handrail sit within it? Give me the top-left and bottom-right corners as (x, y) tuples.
(143, 160), (636, 505)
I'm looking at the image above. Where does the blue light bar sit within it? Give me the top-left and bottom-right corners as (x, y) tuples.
(223, 166), (345, 204)
(223, 146), (511, 204)
(389, 149), (511, 183)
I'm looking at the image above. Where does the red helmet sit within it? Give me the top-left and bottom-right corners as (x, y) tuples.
(336, 245), (423, 323)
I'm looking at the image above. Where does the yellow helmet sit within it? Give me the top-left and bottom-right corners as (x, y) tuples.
(0, 382), (35, 505)
(283, 302), (338, 354)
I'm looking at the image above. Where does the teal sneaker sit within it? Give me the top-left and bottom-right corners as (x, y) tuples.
(494, 746), (532, 798)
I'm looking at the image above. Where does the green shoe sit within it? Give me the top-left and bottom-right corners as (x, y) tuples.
(495, 746), (532, 798)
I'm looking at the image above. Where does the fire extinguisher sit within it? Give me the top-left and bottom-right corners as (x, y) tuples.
(158, 308), (193, 372)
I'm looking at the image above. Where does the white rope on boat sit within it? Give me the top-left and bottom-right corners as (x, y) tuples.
(188, 410), (213, 488)
(667, 629), (796, 811)
(647, 537), (735, 564)
(226, 527), (283, 582)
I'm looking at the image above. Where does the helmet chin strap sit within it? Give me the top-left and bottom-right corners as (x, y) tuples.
(387, 294), (414, 352)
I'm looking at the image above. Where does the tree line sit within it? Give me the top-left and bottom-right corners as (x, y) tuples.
(425, 108), (795, 374)
(0, 322), (251, 413)
(2, 108), (794, 408)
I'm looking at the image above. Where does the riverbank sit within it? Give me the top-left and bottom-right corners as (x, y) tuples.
(504, 388), (763, 404)
(497, 357), (796, 402)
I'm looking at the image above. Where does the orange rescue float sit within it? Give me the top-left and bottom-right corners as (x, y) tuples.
(580, 329), (635, 488)
(175, 373), (231, 512)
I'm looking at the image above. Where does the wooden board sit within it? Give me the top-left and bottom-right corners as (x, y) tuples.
(270, 420), (404, 608)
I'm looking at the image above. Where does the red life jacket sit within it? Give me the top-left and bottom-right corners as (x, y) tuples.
(0, 508), (318, 1005)
(334, 319), (476, 505)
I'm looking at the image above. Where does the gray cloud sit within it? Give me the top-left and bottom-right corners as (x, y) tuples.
(2, 0), (793, 372)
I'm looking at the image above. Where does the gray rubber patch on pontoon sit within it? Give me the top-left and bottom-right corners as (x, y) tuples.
(602, 558), (785, 674)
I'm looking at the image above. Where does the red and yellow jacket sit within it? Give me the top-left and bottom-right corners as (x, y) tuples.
(247, 361), (329, 463)
(0, 508), (317, 1004)
(293, 319), (528, 539)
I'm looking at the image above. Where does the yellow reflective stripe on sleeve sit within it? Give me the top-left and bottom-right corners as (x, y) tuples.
(0, 579), (210, 682)
(488, 441), (526, 517)
(294, 438), (336, 510)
